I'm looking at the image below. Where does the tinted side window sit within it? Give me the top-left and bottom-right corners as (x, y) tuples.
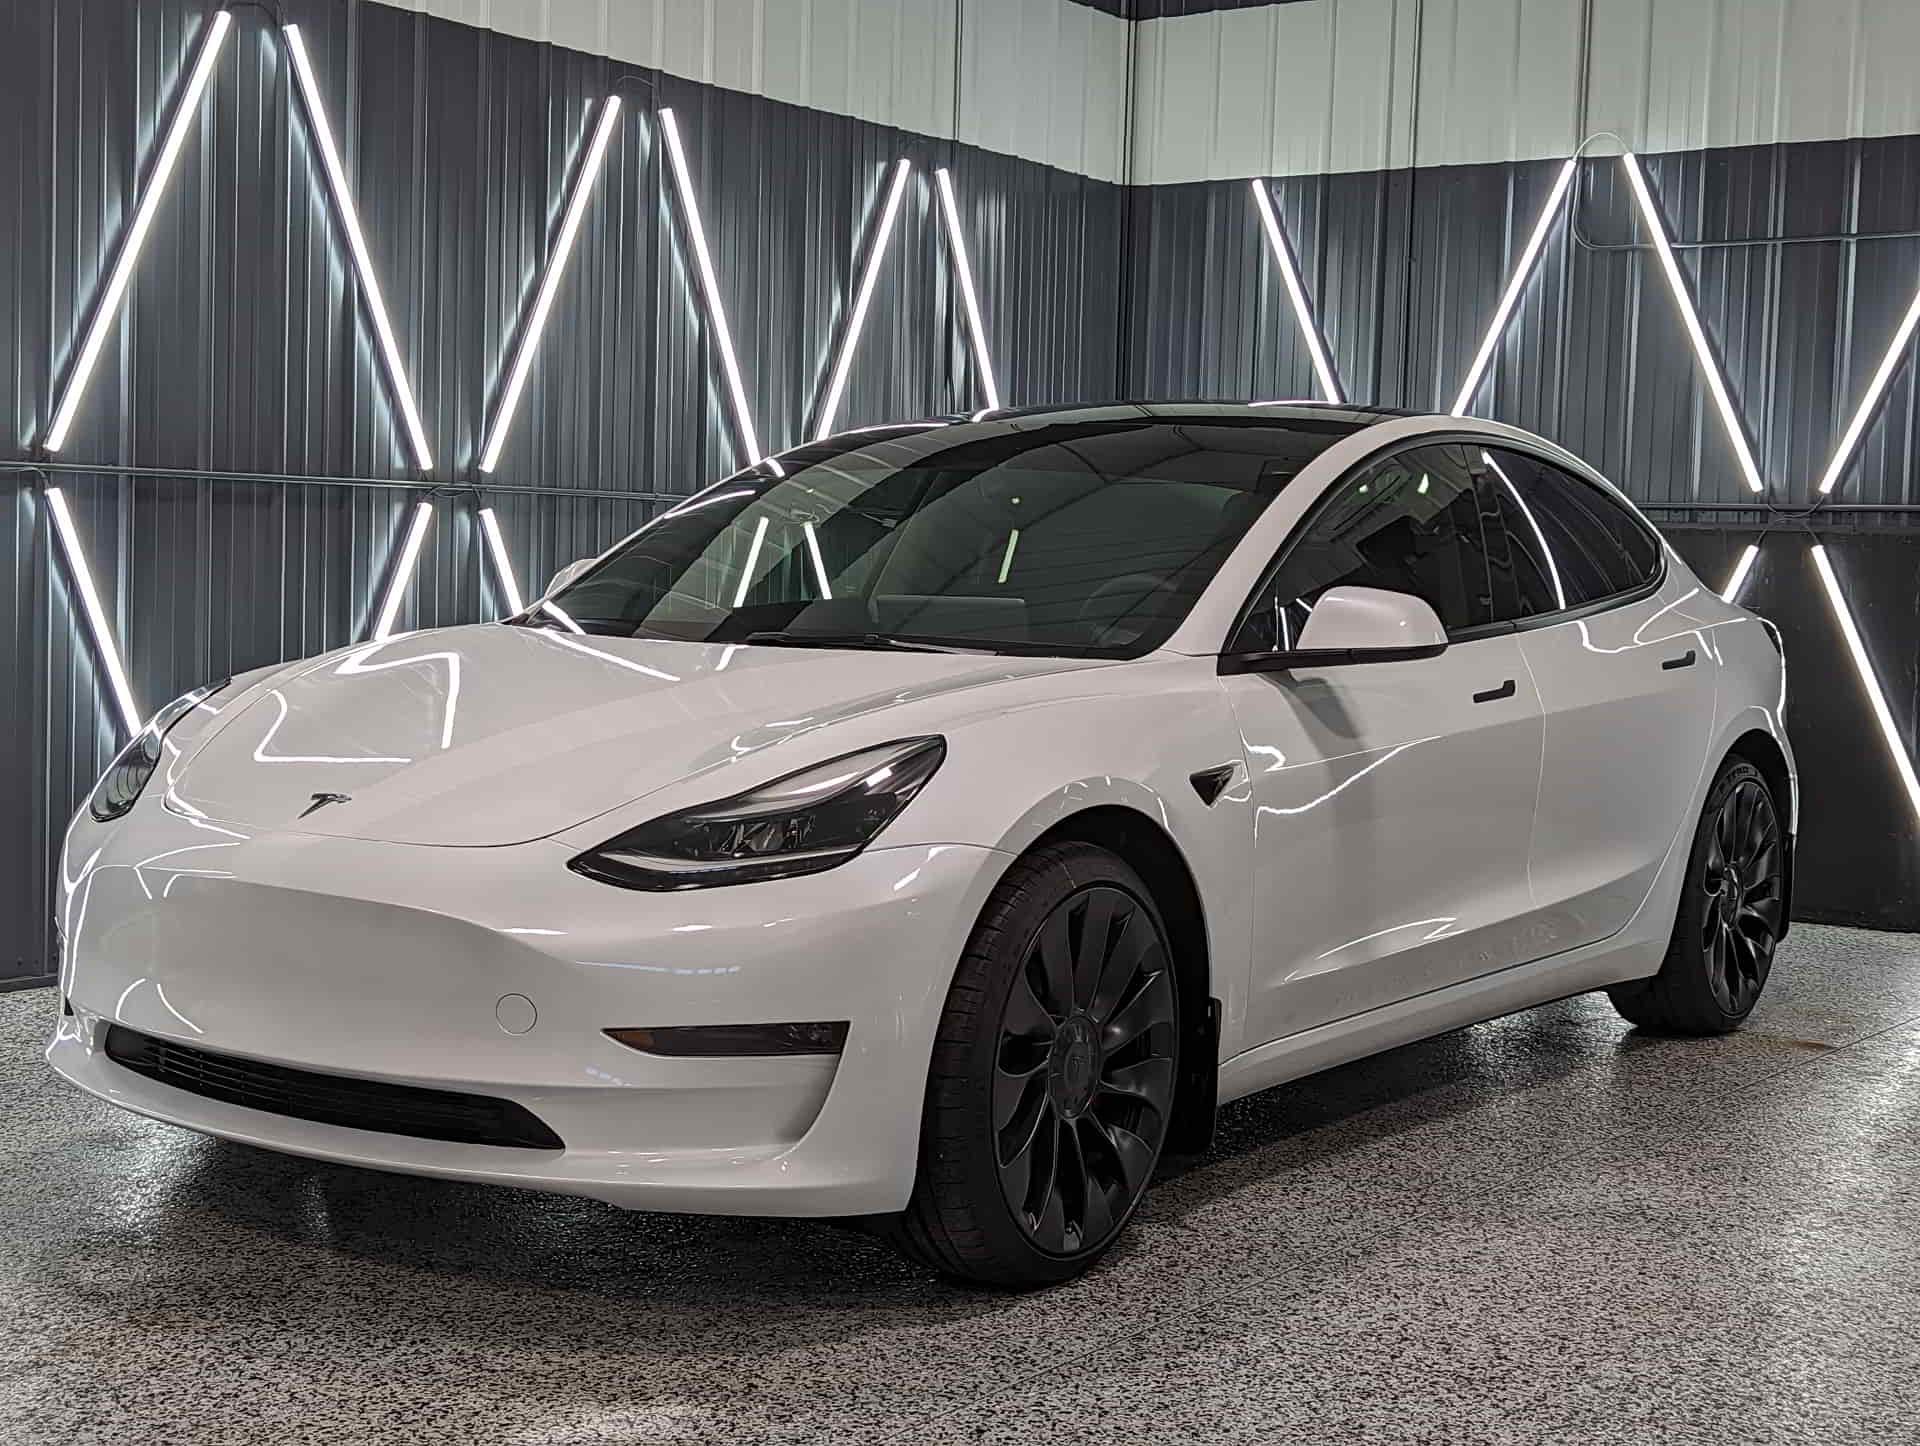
(1231, 444), (1494, 651)
(1480, 448), (1662, 618)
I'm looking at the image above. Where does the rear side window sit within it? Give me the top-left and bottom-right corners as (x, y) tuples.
(1478, 448), (1662, 619)
(1230, 443), (1495, 651)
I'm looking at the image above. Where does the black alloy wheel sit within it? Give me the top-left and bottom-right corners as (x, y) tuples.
(1698, 774), (1784, 1015)
(891, 841), (1182, 1287)
(1609, 757), (1785, 1034)
(992, 884), (1177, 1255)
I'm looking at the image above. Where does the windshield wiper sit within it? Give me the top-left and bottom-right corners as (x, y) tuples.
(743, 630), (993, 655)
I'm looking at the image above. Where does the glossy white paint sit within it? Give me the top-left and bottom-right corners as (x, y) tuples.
(1294, 585), (1447, 653)
(49, 411), (1793, 1218)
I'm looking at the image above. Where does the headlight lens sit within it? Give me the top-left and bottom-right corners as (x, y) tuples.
(88, 680), (230, 822)
(570, 736), (946, 890)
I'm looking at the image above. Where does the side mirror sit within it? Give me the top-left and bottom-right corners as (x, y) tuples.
(544, 557), (594, 598)
(1219, 585), (1449, 675)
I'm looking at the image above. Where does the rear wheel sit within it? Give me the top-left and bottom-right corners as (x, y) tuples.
(889, 842), (1179, 1287)
(1609, 758), (1785, 1034)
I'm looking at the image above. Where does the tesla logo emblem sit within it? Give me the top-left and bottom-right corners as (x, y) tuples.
(299, 792), (353, 818)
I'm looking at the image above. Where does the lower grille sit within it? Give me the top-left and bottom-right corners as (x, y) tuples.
(103, 1024), (564, 1151)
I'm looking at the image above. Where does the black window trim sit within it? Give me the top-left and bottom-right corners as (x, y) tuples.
(1219, 431), (1667, 656)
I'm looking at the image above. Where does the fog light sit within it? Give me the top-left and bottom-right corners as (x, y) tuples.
(605, 1022), (849, 1057)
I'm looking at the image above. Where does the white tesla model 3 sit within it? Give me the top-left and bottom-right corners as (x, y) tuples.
(49, 404), (1794, 1286)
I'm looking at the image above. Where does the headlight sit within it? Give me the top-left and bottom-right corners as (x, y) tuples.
(88, 680), (230, 822)
(570, 737), (946, 890)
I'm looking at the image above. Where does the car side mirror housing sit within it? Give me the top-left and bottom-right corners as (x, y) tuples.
(544, 557), (594, 598)
(1219, 585), (1450, 675)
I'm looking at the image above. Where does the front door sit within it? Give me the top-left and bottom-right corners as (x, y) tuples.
(1222, 443), (1546, 1048)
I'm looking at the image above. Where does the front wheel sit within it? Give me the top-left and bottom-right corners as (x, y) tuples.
(1609, 758), (1785, 1034)
(889, 842), (1180, 1288)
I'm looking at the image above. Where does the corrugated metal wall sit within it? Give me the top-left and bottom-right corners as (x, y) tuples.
(0, 0), (1124, 982)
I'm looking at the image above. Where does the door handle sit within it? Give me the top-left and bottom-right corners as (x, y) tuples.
(1473, 679), (1516, 704)
(1661, 649), (1697, 671)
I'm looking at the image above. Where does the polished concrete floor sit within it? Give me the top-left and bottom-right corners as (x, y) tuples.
(6, 923), (1920, 1444)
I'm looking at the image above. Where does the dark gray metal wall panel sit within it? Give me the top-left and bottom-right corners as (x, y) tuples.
(0, 0), (1124, 981)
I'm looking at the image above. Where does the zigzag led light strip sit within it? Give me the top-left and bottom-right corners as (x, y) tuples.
(369, 500), (435, 641)
(1619, 151), (1765, 495)
(284, 24), (434, 471)
(1249, 180), (1343, 404)
(478, 96), (622, 475)
(660, 107), (767, 467)
(1811, 543), (1920, 821)
(1816, 269), (1920, 496)
(44, 10), (232, 453)
(45, 488), (143, 737)
(814, 159), (912, 440)
(933, 168), (1002, 410)
(1452, 158), (1578, 417)
(477, 506), (525, 615)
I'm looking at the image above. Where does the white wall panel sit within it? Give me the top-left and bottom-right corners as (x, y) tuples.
(385, 0), (1127, 181)
(1135, 0), (1920, 184)
(1131, 0), (1417, 184)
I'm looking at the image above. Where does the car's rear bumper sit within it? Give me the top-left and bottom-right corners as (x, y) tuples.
(48, 800), (1007, 1216)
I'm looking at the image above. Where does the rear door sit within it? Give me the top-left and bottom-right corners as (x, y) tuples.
(1222, 443), (1546, 1047)
(1476, 447), (1719, 954)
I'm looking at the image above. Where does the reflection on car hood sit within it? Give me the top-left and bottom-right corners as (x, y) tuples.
(167, 624), (1111, 845)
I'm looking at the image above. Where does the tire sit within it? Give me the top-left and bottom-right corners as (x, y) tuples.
(888, 842), (1181, 1288)
(1608, 758), (1786, 1034)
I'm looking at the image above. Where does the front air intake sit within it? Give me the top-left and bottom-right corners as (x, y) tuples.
(103, 1025), (564, 1151)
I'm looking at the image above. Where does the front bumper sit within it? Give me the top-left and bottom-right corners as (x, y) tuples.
(48, 801), (1007, 1216)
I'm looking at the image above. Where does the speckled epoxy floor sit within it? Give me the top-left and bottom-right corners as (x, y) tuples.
(6, 924), (1920, 1445)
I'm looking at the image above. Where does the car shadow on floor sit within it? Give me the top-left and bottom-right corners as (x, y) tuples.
(143, 996), (1651, 1324)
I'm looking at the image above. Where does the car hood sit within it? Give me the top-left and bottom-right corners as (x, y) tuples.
(168, 624), (1111, 846)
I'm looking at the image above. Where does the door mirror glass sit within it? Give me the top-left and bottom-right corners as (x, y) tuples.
(545, 557), (594, 598)
(1222, 586), (1448, 673)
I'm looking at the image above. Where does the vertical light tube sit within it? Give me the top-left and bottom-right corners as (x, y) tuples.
(732, 515), (769, 608)
(814, 159), (912, 441)
(1452, 157), (1579, 417)
(1811, 543), (1920, 820)
(802, 521), (832, 599)
(44, 10), (232, 453)
(478, 95), (623, 474)
(1721, 543), (1759, 604)
(45, 488), (142, 737)
(477, 506), (525, 615)
(283, 24), (434, 471)
(659, 107), (766, 466)
(1816, 278), (1920, 495)
(1620, 152), (1766, 494)
(933, 168), (1002, 410)
(1249, 180), (1344, 405)
(371, 500), (434, 641)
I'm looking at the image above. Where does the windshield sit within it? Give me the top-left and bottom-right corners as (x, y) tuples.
(536, 420), (1338, 658)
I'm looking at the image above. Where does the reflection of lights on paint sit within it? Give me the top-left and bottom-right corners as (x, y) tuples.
(45, 11), (233, 452)
(479, 96), (622, 474)
(1482, 450), (1566, 609)
(284, 25), (435, 470)
(1620, 152), (1765, 493)
(1452, 158), (1578, 417)
(802, 521), (833, 599)
(1249, 180), (1343, 403)
(733, 516), (769, 608)
(1811, 544), (1920, 821)
(815, 159), (912, 440)
(45, 488), (142, 736)
(661, 108), (767, 466)
(371, 501), (434, 641)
